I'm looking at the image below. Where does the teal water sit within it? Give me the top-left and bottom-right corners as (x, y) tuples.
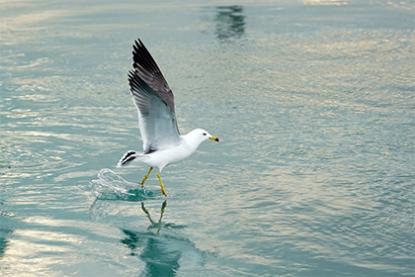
(1, 1), (414, 276)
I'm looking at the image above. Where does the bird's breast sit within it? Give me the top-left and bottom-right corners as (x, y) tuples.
(145, 143), (194, 168)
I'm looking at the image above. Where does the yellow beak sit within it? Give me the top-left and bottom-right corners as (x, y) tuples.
(209, 135), (220, 142)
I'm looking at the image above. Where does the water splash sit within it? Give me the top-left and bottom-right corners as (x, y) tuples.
(90, 168), (157, 202)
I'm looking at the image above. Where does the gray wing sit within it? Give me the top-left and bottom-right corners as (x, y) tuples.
(128, 39), (181, 153)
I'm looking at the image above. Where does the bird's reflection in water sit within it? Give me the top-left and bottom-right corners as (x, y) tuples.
(0, 228), (12, 258)
(0, 204), (13, 258)
(140, 200), (168, 236)
(121, 201), (203, 277)
(215, 5), (245, 41)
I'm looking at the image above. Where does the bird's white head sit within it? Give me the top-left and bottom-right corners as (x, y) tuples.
(184, 128), (219, 149)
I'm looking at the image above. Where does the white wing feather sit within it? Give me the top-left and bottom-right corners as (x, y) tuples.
(128, 40), (181, 153)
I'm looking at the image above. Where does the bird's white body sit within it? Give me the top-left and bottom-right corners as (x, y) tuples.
(132, 129), (212, 171)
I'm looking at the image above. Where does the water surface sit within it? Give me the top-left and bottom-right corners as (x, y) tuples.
(1, 0), (414, 276)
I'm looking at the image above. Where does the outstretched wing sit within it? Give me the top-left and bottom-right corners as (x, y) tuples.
(128, 39), (181, 153)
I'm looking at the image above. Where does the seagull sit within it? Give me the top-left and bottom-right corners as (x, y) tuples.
(117, 39), (219, 197)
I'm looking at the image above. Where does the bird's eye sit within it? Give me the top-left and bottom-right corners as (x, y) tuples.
(203, 133), (207, 136)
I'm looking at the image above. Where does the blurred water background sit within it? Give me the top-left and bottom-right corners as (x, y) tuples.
(1, 0), (414, 276)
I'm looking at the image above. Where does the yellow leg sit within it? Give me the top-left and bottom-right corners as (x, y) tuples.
(156, 172), (168, 197)
(139, 167), (153, 188)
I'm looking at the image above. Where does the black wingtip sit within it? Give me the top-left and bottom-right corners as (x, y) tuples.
(132, 39), (142, 54)
(132, 38), (155, 67)
(133, 39), (146, 53)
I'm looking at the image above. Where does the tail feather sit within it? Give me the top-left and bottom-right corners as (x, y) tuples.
(117, 151), (138, 167)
